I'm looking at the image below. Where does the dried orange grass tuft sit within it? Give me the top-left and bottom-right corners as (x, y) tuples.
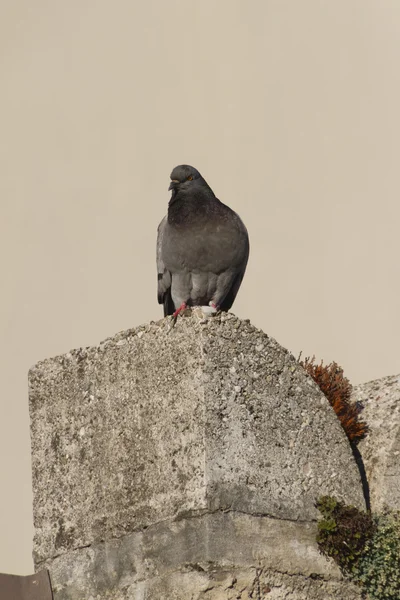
(300, 356), (368, 445)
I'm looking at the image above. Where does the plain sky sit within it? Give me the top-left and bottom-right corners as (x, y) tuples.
(1, 0), (399, 575)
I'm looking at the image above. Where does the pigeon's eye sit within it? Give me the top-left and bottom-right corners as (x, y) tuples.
(187, 175), (193, 181)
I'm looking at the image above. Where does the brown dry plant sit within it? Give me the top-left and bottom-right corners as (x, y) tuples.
(299, 356), (368, 444)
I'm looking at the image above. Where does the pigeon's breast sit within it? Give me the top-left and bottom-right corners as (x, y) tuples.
(162, 218), (247, 275)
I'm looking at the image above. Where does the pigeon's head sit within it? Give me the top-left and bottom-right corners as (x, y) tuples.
(168, 165), (203, 194)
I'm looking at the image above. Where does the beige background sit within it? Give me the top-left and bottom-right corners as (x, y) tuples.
(1, 0), (399, 575)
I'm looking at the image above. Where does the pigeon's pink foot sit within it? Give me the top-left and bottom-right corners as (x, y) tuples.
(172, 302), (187, 322)
(209, 301), (219, 311)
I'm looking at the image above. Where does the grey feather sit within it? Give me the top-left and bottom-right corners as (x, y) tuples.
(156, 165), (249, 316)
(156, 217), (174, 316)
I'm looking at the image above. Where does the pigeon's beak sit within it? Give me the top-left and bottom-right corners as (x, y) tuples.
(168, 179), (179, 191)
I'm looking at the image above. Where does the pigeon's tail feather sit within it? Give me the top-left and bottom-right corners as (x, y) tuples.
(163, 288), (176, 317)
(157, 216), (176, 315)
(220, 271), (245, 312)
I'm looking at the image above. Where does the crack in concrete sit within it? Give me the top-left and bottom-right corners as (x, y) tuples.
(36, 506), (317, 567)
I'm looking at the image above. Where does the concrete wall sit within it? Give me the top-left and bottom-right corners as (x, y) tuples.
(29, 313), (365, 599)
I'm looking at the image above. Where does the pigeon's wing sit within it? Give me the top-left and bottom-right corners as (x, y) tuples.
(215, 215), (250, 311)
(219, 267), (247, 312)
(156, 216), (175, 316)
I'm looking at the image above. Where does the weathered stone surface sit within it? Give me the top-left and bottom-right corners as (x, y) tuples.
(352, 373), (400, 512)
(29, 311), (365, 598)
(139, 569), (362, 600)
(45, 511), (362, 600)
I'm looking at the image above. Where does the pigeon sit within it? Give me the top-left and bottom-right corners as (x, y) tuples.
(157, 164), (249, 319)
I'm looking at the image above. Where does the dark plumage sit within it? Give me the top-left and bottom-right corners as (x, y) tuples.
(157, 164), (249, 317)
